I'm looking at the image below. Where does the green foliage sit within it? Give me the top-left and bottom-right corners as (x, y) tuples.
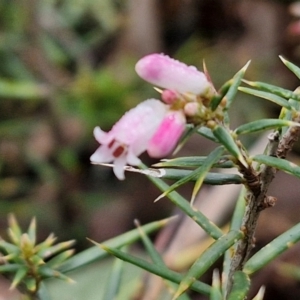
(2, 3), (300, 297)
(0, 215), (75, 295)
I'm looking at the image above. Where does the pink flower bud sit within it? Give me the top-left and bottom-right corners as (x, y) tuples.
(90, 99), (167, 179)
(147, 110), (186, 158)
(161, 89), (178, 104)
(184, 102), (200, 116)
(135, 53), (212, 95)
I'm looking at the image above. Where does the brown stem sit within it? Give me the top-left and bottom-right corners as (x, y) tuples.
(225, 118), (300, 297)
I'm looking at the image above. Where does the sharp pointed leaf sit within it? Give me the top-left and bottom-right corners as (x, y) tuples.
(210, 79), (231, 111)
(8, 214), (22, 241)
(212, 126), (247, 166)
(161, 170), (243, 185)
(242, 80), (300, 102)
(134, 220), (165, 266)
(154, 156), (234, 169)
(227, 271), (250, 300)
(210, 269), (222, 300)
(197, 126), (219, 142)
(140, 163), (223, 239)
(155, 147), (224, 202)
(95, 243), (211, 296)
(280, 56), (300, 80)
(39, 266), (74, 283)
(45, 249), (75, 268)
(225, 61), (251, 111)
(58, 217), (172, 273)
(235, 119), (300, 135)
(103, 251), (126, 300)
(192, 147), (224, 204)
(243, 222), (300, 274)
(0, 264), (22, 273)
(10, 266), (28, 289)
(253, 155), (300, 178)
(174, 230), (243, 298)
(239, 87), (292, 109)
(27, 217), (36, 246)
(222, 188), (246, 296)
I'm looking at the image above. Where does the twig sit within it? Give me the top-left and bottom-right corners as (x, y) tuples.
(226, 112), (300, 297)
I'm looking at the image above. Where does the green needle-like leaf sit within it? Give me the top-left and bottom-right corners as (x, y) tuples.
(135, 220), (165, 266)
(210, 79), (231, 111)
(161, 170), (243, 185)
(197, 127), (219, 142)
(38, 240), (75, 259)
(242, 80), (300, 102)
(45, 249), (75, 268)
(227, 271), (250, 300)
(213, 126), (247, 166)
(238, 87), (292, 109)
(37, 282), (52, 300)
(103, 252), (126, 300)
(155, 147), (224, 204)
(141, 163), (223, 239)
(24, 277), (36, 292)
(154, 156), (234, 169)
(0, 240), (19, 253)
(8, 214), (22, 242)
(10, 266), (28, 289)
(243, 222), (300, 274)
(173, 230), (243, 298)
(39, 265), (74, 283)
(253, 155), (300, 178)
(0, 264), (22, 273)
(235, 119), (300, 135)
(222, 188), (246, 296)
(173, 125), (198, 155)
(225, 61), (251, 111)
(280, 55), (300, 80)
(58, 217), (172, 273)
(35, 233), (56, 253)
(27, 217), (36, 246)
(210, 269), (222, 300)
(95, 243), (211, 296)
(192, 146), (224, 204)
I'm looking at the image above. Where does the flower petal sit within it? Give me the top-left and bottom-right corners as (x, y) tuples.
(147, 110), (186, 158)
(113, 156), (127, 180)
(90, 146), (114, 163)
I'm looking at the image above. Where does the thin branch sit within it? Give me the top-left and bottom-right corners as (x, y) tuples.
(226, 113), (300, 297)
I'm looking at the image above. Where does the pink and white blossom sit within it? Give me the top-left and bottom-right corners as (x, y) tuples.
(147, 110), (186, 158)
(135, 53), (212, 96)
(90, 99), (167, 180)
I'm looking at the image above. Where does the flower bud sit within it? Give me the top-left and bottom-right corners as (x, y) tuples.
(161, 89), (178, 104)
(135, 53), (212, 96)
(184, 102), (200, 117)
(147, 110), (186, 158)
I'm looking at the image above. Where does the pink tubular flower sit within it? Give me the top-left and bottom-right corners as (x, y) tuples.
(147, 110), (186, 158)
(135, 53), (212, 95)
(90, 99), (167, 180)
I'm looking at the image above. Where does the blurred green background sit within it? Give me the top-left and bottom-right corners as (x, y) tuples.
(1, 0), (300, 299)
